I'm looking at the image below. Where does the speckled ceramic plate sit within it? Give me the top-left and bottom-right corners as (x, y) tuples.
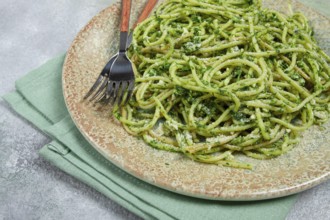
(62, 0), (330, 200)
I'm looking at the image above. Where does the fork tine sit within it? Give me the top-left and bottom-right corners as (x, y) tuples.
(95, 80), (110, 103)
(111, 82), (120, 105)
(117, 81), (128, 106)
(124, 80), (135, 105)
(89, 77), (108, 102)
(84, 75), (105, 100)
(101, 81), (114, 104)
(95, 92), (107, 103)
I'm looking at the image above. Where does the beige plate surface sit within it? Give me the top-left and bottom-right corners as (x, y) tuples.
(62, 0), (330, 200)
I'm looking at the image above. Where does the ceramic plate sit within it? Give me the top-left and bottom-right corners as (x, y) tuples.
(62, 0), (330, 200)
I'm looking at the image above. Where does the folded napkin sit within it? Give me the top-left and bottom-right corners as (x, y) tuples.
(3, 2), (329, 219)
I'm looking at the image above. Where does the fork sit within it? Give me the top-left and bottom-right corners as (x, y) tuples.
(84, 0), (158, 105)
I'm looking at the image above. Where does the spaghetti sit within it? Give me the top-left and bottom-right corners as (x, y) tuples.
(114, 0), (330, 169)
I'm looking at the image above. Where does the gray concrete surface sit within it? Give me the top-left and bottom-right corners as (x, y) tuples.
(0, 0), (329, 219)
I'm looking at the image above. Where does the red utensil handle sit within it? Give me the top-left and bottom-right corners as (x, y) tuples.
(133, 0), (158, 29)
(120, 0), (131, 32)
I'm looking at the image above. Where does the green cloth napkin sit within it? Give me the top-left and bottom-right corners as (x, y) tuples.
(3, 1), (330, 219)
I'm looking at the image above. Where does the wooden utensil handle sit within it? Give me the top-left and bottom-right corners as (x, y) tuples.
(120, 0), (131, 32)
(133, 0), (158, 29)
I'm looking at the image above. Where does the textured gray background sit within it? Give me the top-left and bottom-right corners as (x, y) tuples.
(0, 0), (329, 219)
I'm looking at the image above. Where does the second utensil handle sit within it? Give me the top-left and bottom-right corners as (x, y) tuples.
(133, 0), (158, 29)
(120, 0), (131, 32)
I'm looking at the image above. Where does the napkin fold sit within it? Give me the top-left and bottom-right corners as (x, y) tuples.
(3, 54), (299, 220)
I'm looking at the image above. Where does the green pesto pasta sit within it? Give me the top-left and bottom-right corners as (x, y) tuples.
(113, 0), (330, 169)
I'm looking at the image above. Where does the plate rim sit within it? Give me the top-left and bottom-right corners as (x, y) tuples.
(62, 0), (330, 201)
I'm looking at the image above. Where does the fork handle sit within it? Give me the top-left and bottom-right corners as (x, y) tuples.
(132, 0), (158, 29)
(120, 0), (131, 32)
(119, 0), (131, 52)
